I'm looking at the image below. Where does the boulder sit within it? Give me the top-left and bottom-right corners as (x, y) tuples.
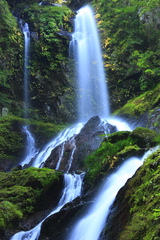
(44, 116), (117, 172)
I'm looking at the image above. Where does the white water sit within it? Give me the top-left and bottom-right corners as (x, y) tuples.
(11, 173), (84, 240)
(20, 126), (38, 166)
(68, 147), (158, 240)
(32, 123), (83, 168)
(22, 21), (30, 115)
(19, 21), (37, 167)
(70, 5), (109, 122)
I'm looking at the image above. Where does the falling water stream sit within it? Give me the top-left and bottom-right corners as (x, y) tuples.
(70, 5), (109, 122)
(67, 148), (157, 240)
(19, 21), (37, 167)
(10, 4), (158, 240)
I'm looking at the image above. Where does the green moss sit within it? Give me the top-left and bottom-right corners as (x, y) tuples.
(114, 84), (160, 117)
(0, 201), (23, 230)
(131, 127), (158, 147)
(119, 148), (160, 240)
(0, 167), (62, 230)
(0, 115), (24, 162)
(30, 120), (65, 142)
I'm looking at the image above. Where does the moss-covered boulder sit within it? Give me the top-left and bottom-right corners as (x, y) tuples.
(0, 167), (63, 235)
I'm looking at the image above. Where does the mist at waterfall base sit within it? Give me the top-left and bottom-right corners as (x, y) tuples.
(70, 5), (109, 122)
(10, 5), (158, 240)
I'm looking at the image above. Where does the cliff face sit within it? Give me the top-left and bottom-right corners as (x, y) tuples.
(1, 0), (77, 123)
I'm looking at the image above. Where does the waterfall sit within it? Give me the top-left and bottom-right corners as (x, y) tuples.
(32, 123), (83, 168)
(70, 5), (109, 122)
(20, 126), (38, 166)
(67, 147), (158, 240)
(21, 21), (30, 116)
(11, 173), (84, 240)
(19, 20), (37, 167)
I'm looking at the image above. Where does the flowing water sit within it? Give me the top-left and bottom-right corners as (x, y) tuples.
(11, 4), (158, 240)
(22, 21), (30, 115)
(19, 21), (37, 167)
(67, 148), (157, 240)
(11, 173), (84, 240)
(20, 126), (38, 167)
(32, 123), (83, 168)
(70, 5), (109, 122)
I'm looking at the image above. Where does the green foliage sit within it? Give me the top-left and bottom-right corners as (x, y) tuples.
(114, 83), (160, 117)
(0, 115), (24, 161)
(85, 132), (137, 183)
(85, 127), (158, 184)
(119, 148), (160, 239)
(92, 0), (160, 110)
(0, 0), (23, 108)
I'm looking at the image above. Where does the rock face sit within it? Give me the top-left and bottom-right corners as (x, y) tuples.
(44, 116), (117, 172)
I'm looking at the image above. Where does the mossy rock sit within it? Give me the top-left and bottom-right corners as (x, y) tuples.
(114, 84), (160, 118)
(0, 201), (23, 230)
(0, 167), (63, 231)
(130, 127), (158, 148)
(105, 131), (131, 144)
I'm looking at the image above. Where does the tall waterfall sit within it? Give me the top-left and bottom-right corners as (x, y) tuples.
(22, 21), (30, 116)
(67, 148), (157, 240)
(70, 5), (109, 122)
(19, 21), (37, 166)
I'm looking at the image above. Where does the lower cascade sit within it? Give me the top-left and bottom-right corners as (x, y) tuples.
(67, 149), (156, 240)
(20, 126), (38, 167)
(11, 173), (84, 240)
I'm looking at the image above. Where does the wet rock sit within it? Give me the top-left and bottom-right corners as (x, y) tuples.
(39, 196), (92, 240)
(44, 116), (117, 172)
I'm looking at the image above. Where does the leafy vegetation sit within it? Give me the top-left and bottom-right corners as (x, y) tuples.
(92, 0), (160, 110)
(0, 0), (23, 110)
